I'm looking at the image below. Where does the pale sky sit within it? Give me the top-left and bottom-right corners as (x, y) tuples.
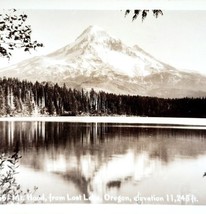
(1, 0), (206, 10)
(0, 6), (206, 75)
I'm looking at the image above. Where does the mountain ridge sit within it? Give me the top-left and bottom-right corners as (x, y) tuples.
(0, 25), (206, 98)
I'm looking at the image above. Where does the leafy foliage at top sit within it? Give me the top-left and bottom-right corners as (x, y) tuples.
(125, 10), (163, 21)
(0, 9), (43, 59)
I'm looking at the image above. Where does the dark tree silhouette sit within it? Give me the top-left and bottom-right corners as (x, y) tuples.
(125, 10), (163, 21)
(1, 77), (206, 118)
(0, 9), (43, 59)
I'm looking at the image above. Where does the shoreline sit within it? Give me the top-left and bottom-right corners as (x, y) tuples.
(0, 116), (206, 128)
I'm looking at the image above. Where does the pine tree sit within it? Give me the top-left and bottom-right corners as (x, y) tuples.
(0, 85), (6, 115)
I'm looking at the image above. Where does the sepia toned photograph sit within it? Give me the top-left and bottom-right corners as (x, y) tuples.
(0, 1), (206, 212)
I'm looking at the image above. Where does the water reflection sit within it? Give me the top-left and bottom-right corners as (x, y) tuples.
(0, 121), (206, 204)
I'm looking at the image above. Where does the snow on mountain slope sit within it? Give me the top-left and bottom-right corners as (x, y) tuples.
(46, 25), (170, 78)
(0, 25), (206, 98)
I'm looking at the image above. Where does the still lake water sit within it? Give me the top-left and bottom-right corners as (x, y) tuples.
(1, 121), (206, 204)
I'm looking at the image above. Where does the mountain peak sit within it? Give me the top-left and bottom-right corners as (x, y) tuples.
(75, 25), (110, 44)
(85, 25), (105, 34)
(1, 25), (205, 98)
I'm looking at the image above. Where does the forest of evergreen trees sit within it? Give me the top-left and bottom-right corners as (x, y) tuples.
(0, 77), (206, 118)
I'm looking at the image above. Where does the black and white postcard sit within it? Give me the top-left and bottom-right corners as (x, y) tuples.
(0, 0), (206, 213)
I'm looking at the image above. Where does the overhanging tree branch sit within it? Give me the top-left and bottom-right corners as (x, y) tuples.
(0, 9), (43, 59)
(125, 10), (163, 22)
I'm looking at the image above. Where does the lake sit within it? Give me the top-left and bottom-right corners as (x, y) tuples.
(0, 121), (206, 204)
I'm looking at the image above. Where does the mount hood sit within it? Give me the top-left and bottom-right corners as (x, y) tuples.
(1, 25), (206, 98)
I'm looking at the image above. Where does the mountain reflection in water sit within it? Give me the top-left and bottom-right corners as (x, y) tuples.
(0, 121), (206, 204)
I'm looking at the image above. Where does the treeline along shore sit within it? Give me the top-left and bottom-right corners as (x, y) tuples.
(0, 77), (206, 118)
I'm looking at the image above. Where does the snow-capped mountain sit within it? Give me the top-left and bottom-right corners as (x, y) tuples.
(1, 25), (206, 98)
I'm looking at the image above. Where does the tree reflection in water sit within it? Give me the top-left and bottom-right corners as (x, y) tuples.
(1, 121), (206, 204)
